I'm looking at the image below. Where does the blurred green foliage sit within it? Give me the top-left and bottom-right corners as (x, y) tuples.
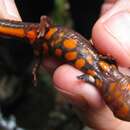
(52, 0), (73, 27)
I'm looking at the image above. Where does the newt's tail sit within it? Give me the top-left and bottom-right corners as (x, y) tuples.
(0, 19), (39, 43)
(0, 16), (52, 43)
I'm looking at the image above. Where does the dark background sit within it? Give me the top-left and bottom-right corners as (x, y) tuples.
(15, 0), (103, 38)
(0, 1), (104, 130)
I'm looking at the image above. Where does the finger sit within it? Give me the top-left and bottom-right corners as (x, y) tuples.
(76, 105), (130, 130)
(104, 0), (117, 3)
(53, 64), (103, 108)
(0, 0), (21, 20)
(76, 105), (118, 130)
(101, 0), (117, 15)
(53, 64), (130, 130)
(100, 3), (114, 15)
(92, 0), (130, 67)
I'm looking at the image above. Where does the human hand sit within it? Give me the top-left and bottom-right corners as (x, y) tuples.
(1, 0), (130, 130)
(0, 0), (21, 20)
(53, 0), (130, 130)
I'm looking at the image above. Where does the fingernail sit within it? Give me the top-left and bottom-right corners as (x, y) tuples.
(0, 0), (21, 20)
(103, 11), (130, 56)
(100, 3), (113, 15)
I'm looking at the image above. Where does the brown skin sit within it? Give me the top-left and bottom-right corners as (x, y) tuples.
(1, 0), (130, 130)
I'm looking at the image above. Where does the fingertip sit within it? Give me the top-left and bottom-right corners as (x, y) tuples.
(0, 0), (21, 20)
(92, 0), (130, 67)
(53, 64), (103, 108)
(53, 64), (83, 92)
(100, 3), (113, 15)
(92, 19), (130, 67)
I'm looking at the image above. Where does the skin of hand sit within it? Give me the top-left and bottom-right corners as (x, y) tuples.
(1, 0), (130, 130)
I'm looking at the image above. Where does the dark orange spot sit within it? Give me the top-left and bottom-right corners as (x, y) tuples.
(86, 56), (93, 64)
(42, 43), (49, 54)
(75, 58), (85, 69)
(65, 51), (77, 61)
(45, 27), (57, 40)
(26, 30), (37, 43)
(63, 39), (77, 49)
(122, 84), (130, 90)
(99, 61), (110, 72)
(115, 91), (121, 98)
(118, 95), (123, 103)
(86, 70), (97, 76)
(109, 83), (116, 93)
(0, 26), (24, 38)
(55, 49), (63, 57)
(127, 84), (130, 90)
(96, 79), (103, 88)
(107, 95), (112, 102)
(116, 104), (129, 117)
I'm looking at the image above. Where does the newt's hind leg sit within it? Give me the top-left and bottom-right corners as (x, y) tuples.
(77, 74), (96, 85)
(32, 50), (43, 86)
(32, 59), (41, 86)
(77, 73), (103, 88)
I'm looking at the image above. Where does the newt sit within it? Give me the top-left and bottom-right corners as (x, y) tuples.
(0, 16), (129, 121)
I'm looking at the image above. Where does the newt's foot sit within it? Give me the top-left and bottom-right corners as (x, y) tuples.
(77, 74), (95, 84)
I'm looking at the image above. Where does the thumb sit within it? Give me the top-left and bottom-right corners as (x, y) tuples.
(0, 0), (21, 20)
(92, 0), (130, 67)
